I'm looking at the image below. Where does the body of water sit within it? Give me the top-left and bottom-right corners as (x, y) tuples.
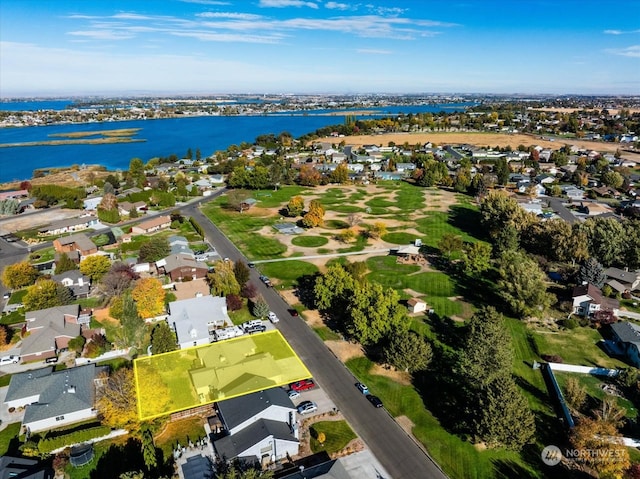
(0, 100), (75, 111)
(0, 103), (473, 182)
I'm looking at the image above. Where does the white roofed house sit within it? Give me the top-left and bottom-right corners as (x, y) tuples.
(167, 296), (232, 349)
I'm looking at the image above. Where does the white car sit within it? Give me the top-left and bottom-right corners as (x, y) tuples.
(0, 355), (19, 365)
(287, 389), (301, 400)
(268, 311), (279, 323)
(297, 401), (318, 415)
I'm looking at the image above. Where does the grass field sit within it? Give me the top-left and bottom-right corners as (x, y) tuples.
(291, 235), (329, 248)
(257, 260), (319, 289)
(309, 420), (357, 454)
(155, 416), (206, 459)
(0, 422), (21, 456)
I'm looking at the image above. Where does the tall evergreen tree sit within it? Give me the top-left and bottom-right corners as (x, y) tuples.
(577, 257), (606, 288)
(151, 321), (177, 354)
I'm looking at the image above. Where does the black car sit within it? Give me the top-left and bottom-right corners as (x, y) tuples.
(244, 324), (267, 334)
(367, 394), (383, 408)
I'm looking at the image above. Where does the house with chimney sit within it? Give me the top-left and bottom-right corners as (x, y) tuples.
(53, 233), (98, 262)
(572, 283), (620, 321)
(51, 270), (91, 299)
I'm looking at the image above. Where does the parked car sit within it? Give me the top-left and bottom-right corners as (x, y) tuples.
(45, 356), (58, 364)
(248, 262), (255, 268)
(242, 319), (264, 330)
(287, 389), (301, 400)
(367, 395), (383, 408)
(0, 355), (20, 365)
(355, 382), (369, 395)
(260, 275), (272, 287)
(290, 379), (315, 392)
(2, 292), (9, 300)
(297, 400), (318, 415)
(288, 309), (299, 317)
(268, 311), (280, 323)
(245, 324), (267, 334)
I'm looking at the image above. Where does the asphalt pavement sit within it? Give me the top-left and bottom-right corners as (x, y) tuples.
(182, 202), (448, 479)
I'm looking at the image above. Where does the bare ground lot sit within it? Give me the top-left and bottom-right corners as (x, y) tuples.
(314, 131), (639, 158)
(0, 208), (81, 236)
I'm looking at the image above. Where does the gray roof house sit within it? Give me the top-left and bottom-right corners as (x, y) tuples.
(610, 322), (640, 368)
(51, 270), (90, 299)
(169, 235), (194, 257)
(168, 296), (232, 349)
(4, 364), (108, 433)
(214, 388), (299, 464)
(21, 305), (84, 362)
(604, 267), (640, 293)
(0, 456), (53, 479)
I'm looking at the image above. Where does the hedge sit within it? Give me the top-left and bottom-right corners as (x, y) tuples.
(189, 217), (204, 238)
(38, 425), (111, 454)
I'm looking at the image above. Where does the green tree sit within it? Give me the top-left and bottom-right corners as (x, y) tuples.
(54, 254), (78, 275)
(577, 257), (606, 288)
(68, 335), (86, 354)
(138, 237), (170, 263)
(208, 260), (241, 297)
(151, 321), (176, 354)
(329, 163), (349, 184)
(601, 170), (624, 189)
(459, 306), (513, 389)
(580, 217), (626, 266)
(384, 330), (433, 373)
(314, 264), (356, 312)
(286, 196), (305, 217)
(564, 377), (587, 411)
(497, 251), (554, 317)
(472, 374), (536, 450)
(2, 261), (39, 289)
(462, 242), (492, 275)
(113, 293), (148, 351)
(346, 281), (408, 345)
(141, 428), (157, 471)
(128, 158), (146, 187)
(233, 261), (250, 286)
(493, 157), (510, 185)
(438, 233), (463, 260)
(79, 255), (111, 281)
(251, 296), (270, 318)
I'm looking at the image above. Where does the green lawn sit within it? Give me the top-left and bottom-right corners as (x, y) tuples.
(347, 357), (540, 479)
(310, 420), (357, 454)
(414, 211), (477, 247)
(382, 232), (420, 245)
(0, 422), (21, 456)
(0, 308), (25, 326)
(7, 289), (27, 305)
(257, 261), (319, 289)
(314, 326), (342, 341)
(324, 219), (349, 230)
(155, 416), (206, 459)
(291, 235), (329, 248)
(531, 326), (628, 369)
(29, 247), (55, 264)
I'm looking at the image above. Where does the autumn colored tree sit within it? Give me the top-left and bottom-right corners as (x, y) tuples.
(2, 261), (39, 289)
(241, 282), (258, 299)
(79, 255), (111, 281)
(23, 278), (72, 311)
(301, 200), (325, 228)
(131, 278), (166, 319)
(208, 260), (241, 297)
(97, 192), (121, 223)
(570, 417), (630, 478)
(226, 294), (243, 311)
(96, 367), (139, 429)
(286, 195), (305, 217)
(298, 164), (322, 186)
(329, 163), (349, 184)
(0, 325), (8, 347)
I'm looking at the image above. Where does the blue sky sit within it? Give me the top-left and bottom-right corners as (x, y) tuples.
(1, 0), (639, 96)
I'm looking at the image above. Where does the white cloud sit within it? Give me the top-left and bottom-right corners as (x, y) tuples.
(67, 30), (135, 40)
(197, 12), (263, 20)
(356, 48), (392, 54)
(171, 30), (285, 44)
(325, 2), (350, 10)
(606, 45), (640, 58)
(179, 0), (231, 5)
(259, 0), (319, 8)
(604, 29), (640, 35)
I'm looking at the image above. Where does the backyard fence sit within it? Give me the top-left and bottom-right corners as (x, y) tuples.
(547, 362), (619, 377)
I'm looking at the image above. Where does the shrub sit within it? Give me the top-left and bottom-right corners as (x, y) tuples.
(563, 318), (579, 330)
(541, 354), (563, 363)
(38, 426), (111, 454)
(226, 294), (243, 311)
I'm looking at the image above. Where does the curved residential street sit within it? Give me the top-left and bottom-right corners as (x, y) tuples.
(183, 202), (448, 479)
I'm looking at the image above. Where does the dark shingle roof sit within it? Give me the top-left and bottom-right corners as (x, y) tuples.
(217, 388), (294, 431)
(611, 322), (640, 346)
(6, 364), (107, 425)
(214, 419), (297, 460)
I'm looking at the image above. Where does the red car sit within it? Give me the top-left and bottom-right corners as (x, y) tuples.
(290, 379), (315, 392)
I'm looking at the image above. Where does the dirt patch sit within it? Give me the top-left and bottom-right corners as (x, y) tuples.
(93, 307), (119, 325)
(0, 208), (83, 236)
(325, 340), (364, 362)
(396, 415), (416, 436)
(370, 363), (412, 386)
(0, 166), (112, 191)
(313, 131), (630, 154)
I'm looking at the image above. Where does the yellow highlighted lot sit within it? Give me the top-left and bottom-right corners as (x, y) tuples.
(133, 330), (311, 420)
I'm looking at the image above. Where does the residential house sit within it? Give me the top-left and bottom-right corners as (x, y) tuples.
(609, 322), (640, 368)
(169, 235), (194, 257)
(53, 233), (98, 261)
(172, 278), (211, 301)
(407, 298), (427, 314)
(156, 254), (208, 282)
(131, 215), (171, 235)
(39, 216), (99, 236)
(213, 387), (299, 464)
(396, 163), (417, 173)
(572, 283), (620, 319)
(562, 186), (585, 200)
(4, 364), (108, 433)
(51, 270), (90, 299)
(578, 202), (614, 216)
(518, 201), (544, 215)
(118, 201), (146, 216)
(83, 196), (103, 211)
(21, 305), (88, 362)
(167, 295), (231, 349)
(0, 455), (53, 479)
(210, 174), (225, 184)
(374, 171), (405, 181)
(604, 267), (640, 293)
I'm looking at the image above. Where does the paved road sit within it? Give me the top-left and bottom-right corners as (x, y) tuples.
(182, 202), (448, 479)
(0, 236), (28, 307)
